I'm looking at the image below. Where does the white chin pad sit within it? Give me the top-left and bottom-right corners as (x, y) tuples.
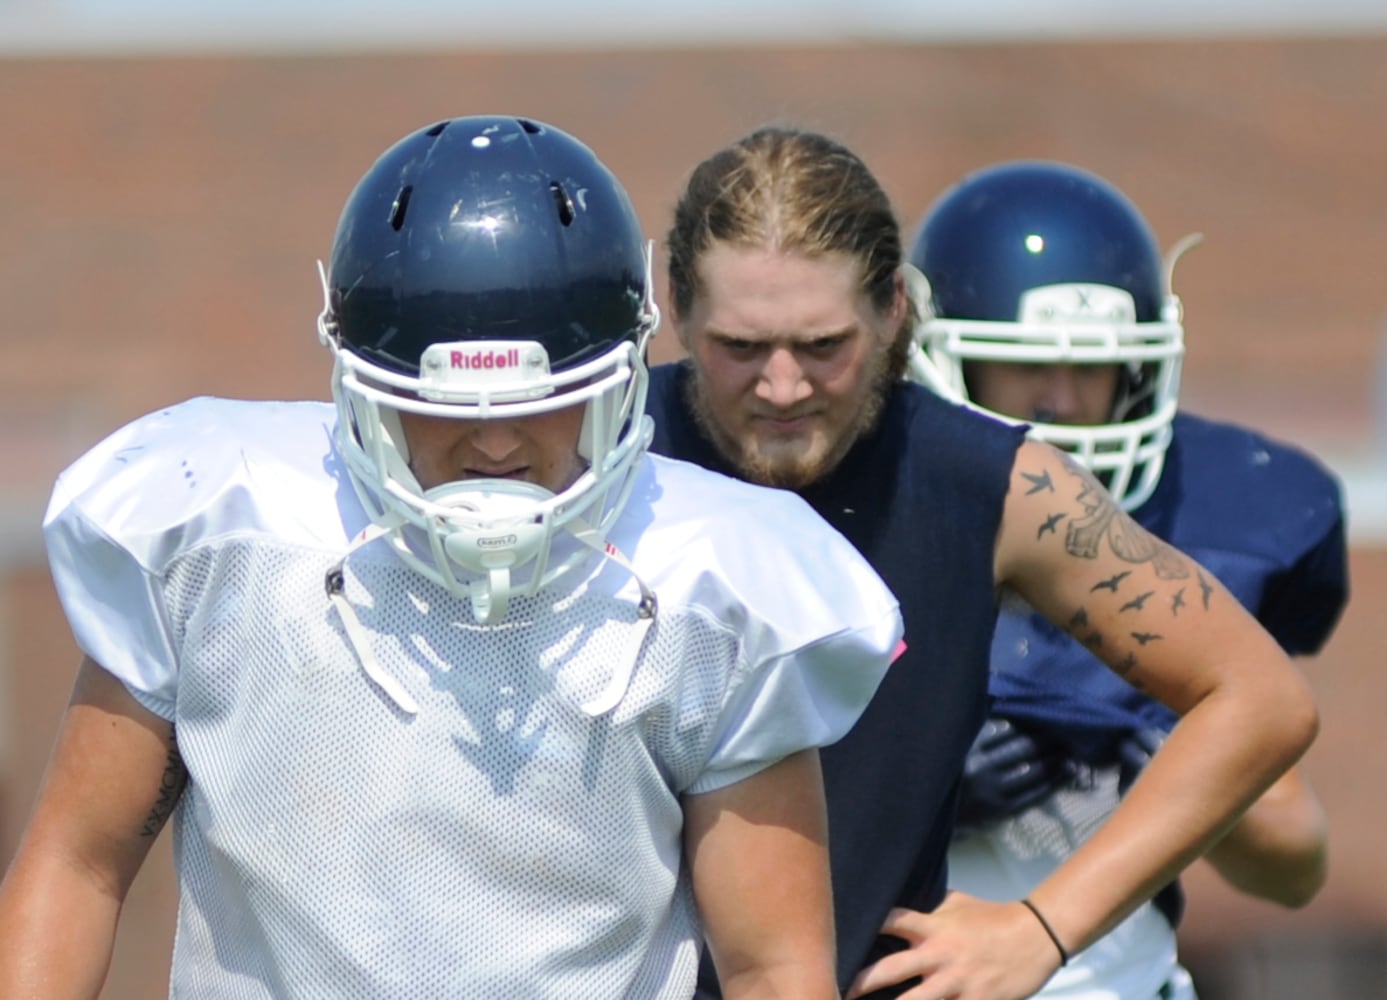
(427, 479), (555, 572)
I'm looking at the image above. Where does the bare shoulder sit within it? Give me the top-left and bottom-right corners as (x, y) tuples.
(1002, 439), (1191, 576)
(997, 440), (1226, 695)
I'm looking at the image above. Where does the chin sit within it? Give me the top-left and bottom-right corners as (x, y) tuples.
(742, 440), (829, 490)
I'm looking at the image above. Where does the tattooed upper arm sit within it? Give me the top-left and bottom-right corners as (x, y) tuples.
(141, 724), (187, 839)
(1003, 442), (1218, 686)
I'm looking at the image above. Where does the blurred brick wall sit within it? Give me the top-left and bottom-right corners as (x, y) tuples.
(2, 37), (1384, 998)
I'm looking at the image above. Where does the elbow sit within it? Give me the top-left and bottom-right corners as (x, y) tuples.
(1276, 795), (1330, 910)
(1264, 842), (1328, 909)
(1277, 867), (1327, 910)
(1269, 668), (1320, 765)
(1208, 811), (1328, 909)
(1284, 690), (1321, 763)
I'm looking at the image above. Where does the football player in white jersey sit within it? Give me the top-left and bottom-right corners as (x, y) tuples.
(0, 116), (903, 1000)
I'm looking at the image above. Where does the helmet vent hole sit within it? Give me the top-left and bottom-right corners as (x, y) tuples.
(424, 120), (449, 137)
(389, 186), (414, 231)
(550, 182), (575, 227)
(518, 118), (542, 134)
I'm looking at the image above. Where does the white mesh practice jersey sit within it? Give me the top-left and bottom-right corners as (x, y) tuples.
(43, 396), (902, 1000)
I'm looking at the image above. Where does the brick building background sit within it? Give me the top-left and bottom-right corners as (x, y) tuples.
(1, 35), (1385, 997)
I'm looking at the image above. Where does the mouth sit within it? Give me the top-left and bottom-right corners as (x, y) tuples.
(753, 411), (815, 433)
(464, 466), (530, 481)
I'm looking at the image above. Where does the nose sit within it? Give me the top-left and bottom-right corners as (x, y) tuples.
(466, 420), (523, 462)
(755, 346), (813, 409)
(1037, 365), (1084, 423)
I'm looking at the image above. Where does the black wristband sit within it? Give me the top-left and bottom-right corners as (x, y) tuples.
(1019, 897), (1070, 967)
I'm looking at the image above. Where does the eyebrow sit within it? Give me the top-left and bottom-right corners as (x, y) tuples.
(704, 324), (859, 344)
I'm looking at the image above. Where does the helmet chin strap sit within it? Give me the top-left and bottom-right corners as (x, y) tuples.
(325, 476), (658, 718)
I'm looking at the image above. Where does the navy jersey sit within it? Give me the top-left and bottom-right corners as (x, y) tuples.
(646, 363), (1026, 998)
(988, 411), (1349, 758)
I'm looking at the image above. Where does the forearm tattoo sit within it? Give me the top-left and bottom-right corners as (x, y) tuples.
(141, 726), (188, 838)
(1025, 453), (1214, 679)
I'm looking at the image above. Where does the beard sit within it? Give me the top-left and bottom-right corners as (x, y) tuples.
(683, 332), (903, 490)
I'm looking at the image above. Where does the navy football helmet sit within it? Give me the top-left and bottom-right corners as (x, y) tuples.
(907, 161), (1192, 510)
(318, 116), (659, 621)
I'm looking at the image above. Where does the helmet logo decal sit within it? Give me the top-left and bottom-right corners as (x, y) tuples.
(419, 341), (554, 400)
(448, 347), (522, 370)
(1019, 284), (1137, 326)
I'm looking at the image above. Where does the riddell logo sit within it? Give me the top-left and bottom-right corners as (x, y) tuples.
(451, 348), (520, 370)
(477, 534), (518, 549)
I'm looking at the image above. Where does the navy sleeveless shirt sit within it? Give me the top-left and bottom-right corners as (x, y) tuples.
(646, 363), (1025, 997)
